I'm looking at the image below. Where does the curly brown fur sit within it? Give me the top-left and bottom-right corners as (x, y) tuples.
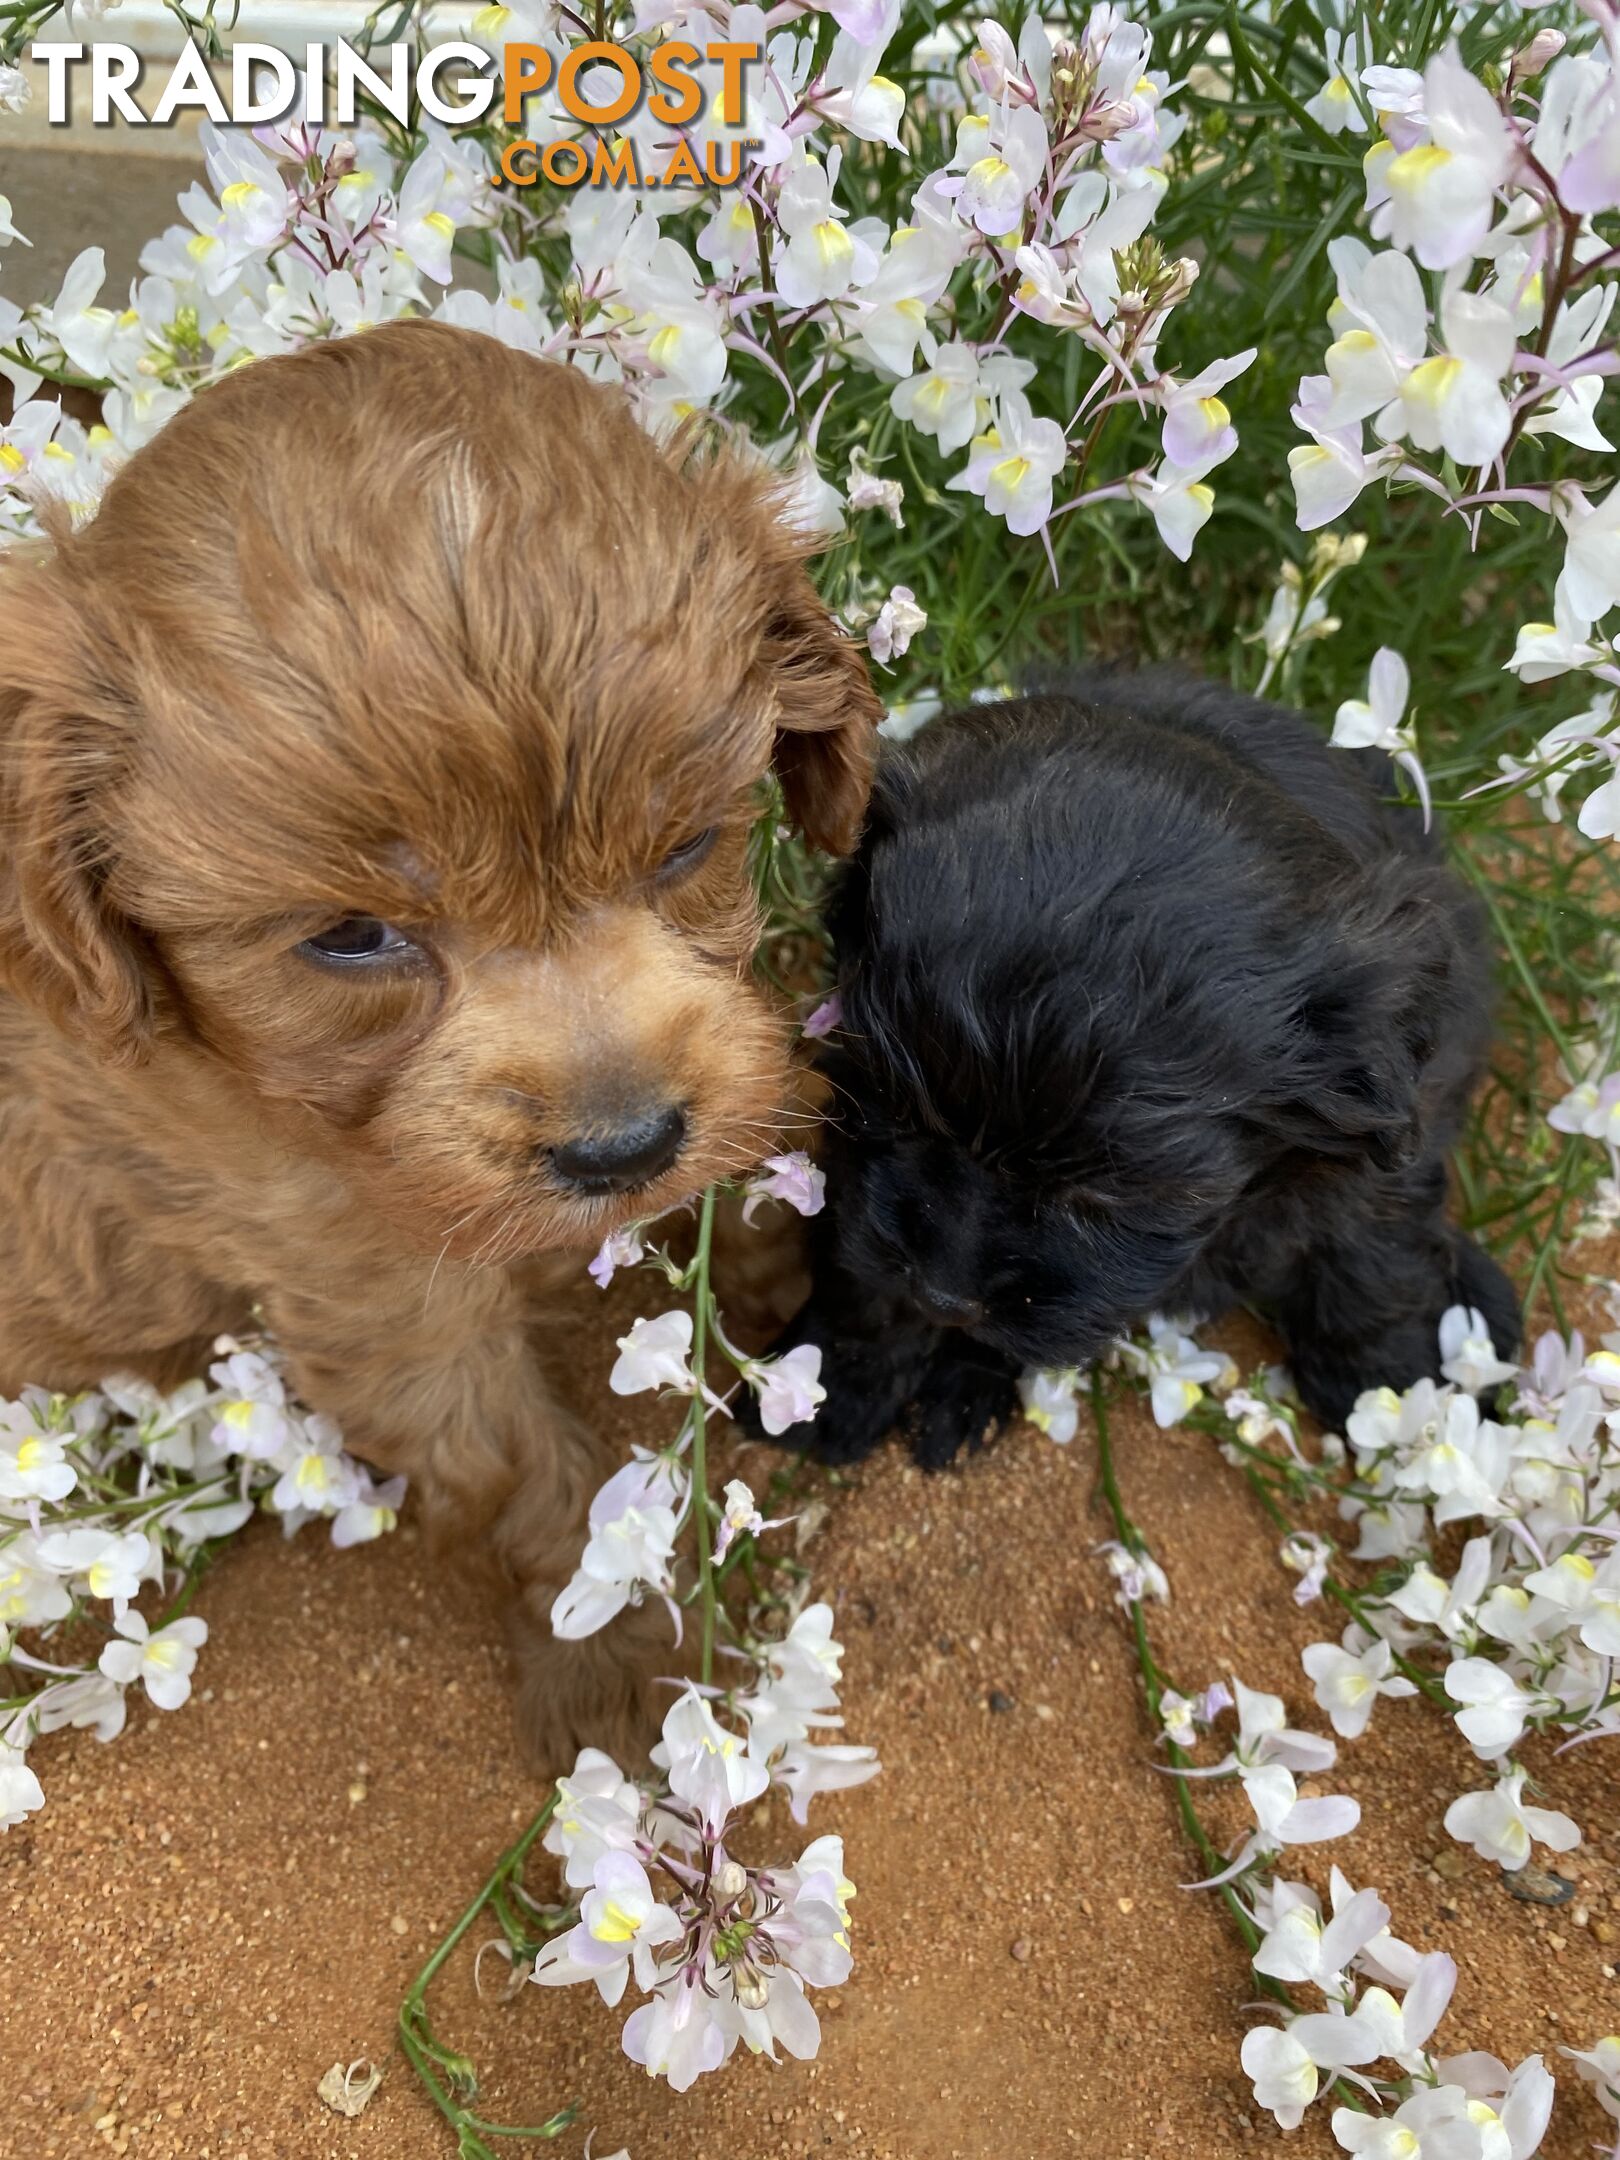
(0, 320), (880, 1765)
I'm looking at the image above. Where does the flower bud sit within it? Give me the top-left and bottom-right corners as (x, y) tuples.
(734, 1967), (770, 2010)
(1159, 257), (1200, 310)
(1510, 28), (1564, 87)
(712, 1859), (748, 1903)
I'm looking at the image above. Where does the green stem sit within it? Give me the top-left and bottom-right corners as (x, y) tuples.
(689, 1184), (719, 1688)
(397, 1794), (578, 2153)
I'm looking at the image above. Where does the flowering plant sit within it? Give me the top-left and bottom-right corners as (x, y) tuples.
(3, 0), (1620, 2146)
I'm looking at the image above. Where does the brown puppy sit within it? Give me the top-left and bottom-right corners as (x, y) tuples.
(0, 319), (879, 1758)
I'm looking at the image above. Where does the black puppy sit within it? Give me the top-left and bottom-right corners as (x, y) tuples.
(763, 669), (1519, 1468)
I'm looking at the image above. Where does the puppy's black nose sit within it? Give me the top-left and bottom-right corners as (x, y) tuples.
(549, 1105), (686, 1194)
(911, 1280), (986, 1330)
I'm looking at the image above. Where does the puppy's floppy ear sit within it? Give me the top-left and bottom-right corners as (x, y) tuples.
(759, 553), (882, 858)
(0, 563), (157, 1063)
(1269, 860), (1477, 1173)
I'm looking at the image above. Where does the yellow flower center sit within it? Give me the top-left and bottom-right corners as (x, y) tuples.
(591, 1898), (643, 1944)
(1406, 354), (1463, 408)
(813, 220), (854, 273)
(1389, 141), (1454, 191)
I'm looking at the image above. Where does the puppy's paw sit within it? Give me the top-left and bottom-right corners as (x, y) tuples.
(704, 1191), (813, 1347)
(736, 1300), (943, 1466)
(1285, 1226), (1523, 1432)
(510, 1599), (682, 1774)
(1447, 1231), (1521, 1365)
(900, 1344), (1020, 1470)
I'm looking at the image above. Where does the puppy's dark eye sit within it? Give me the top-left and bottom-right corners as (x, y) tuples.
(300, 916), (416, 965)
(653, 827), (719, 885)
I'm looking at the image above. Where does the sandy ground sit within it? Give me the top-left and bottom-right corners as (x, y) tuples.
(5, 1257), (1620, 2160)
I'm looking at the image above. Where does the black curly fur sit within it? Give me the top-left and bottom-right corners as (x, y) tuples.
(750, 669), (1520, 1470)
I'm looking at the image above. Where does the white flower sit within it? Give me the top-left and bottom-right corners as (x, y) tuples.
(1333, 647), (1411, 753)
(950, 104), (1047, 236)
(204, 127), (291, 257)
(1158, 1689), (1197, 1746)
(542, 1746), (642, 1891)
(1549, 1069), (1620, 1142)
(589, 1227), (645, 1290)
(1579, 761), (1620, 843)
(1444, 1658), (1540, 1759)
(1522, 1545), (1620, 1658)
(742, 1152), (826, 1224)
(1241, 2026), (1321, 2130)
(28, 1671), (128, 1744)
(0, 64), (30, 114)
(1323, 240), (1428, 424)
(0, 1535), (75, 1632)
(1389, 2055), (1555, 2159)
(1392, 1394), (1512, 1525)
(1289, 377), (1399, 529)
(1242, 2008), (1396, 2131)
(949, 388), (1068, 537)
(1504, 599), (1609, 685)
(1302, 1633), (1418, 1739)
(1438, 1304), (1519, 1392)
(331, 1471), (406, 1549)
(0, 1742), (45, 1830)
(1563, 2034), (1620, 2121)
(656, 1688), (768, 1831)
(209, 1348), (292, 1460)
(0, 1403), (78, 1503)
(774, 155), (879, 309)
(35, 1527), (152, 1606)
(609, 1311), (697, 1396)
(1387, 1533), (1493, 1635)
(1099, 1540), (1170, 1607)
(1252, 1876), (1389, 1988)
(1018, 1367), (1084, 1444)
(551, 1453), (685, 1640)
(1282, 1530), (1331, 1604)
(270, 1423), (363, 1519)
(892, 342), (987, 456)
(1122, 1315), (1229, 1427)
(867, 586), (926, 666)
(1378, 278), (1516, 468)
(621, 1965), (727, 2092)
(98, 1611), (208, 1711)
(1129, 460), (1218, 562)
(1444, 1767), (1580, 1869)
(714, 1478), (764, 1563)
(854, 224), (959, 377)
(1556, 480), (1620, 629)
(0, 195), (30, 248)
(845, 450), (905, 525)
(818, 27), (905, 150)
(740, 1602), (847, 1758)
(393, 151), (461, 285)
(1381, 46), (1516, 269)
(1160, 348), (1255, 468)
(1304, 31), (1368, 137)
(769, 1738), (881, 1825)
(531, 1849), (683, 2007)
(777, 449), (846, 546)
(748, 1346), (826, 1437)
